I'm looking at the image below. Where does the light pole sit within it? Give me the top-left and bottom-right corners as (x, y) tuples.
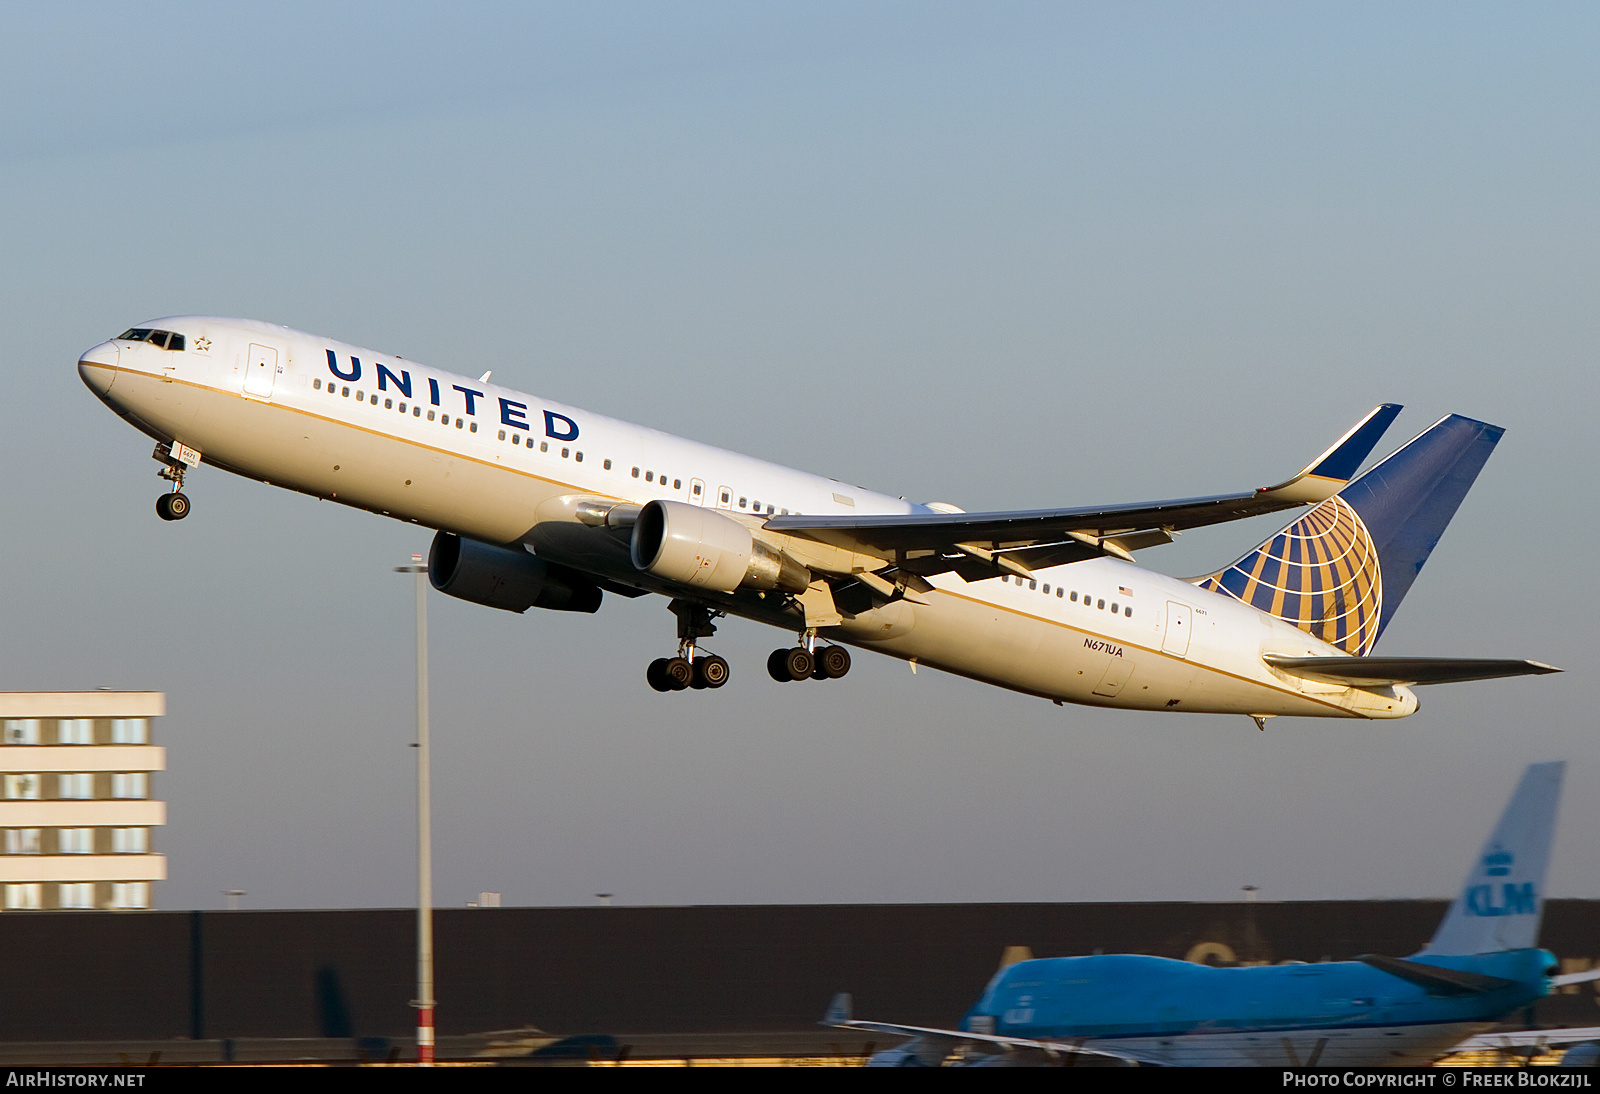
(395, 553), (434, 1065)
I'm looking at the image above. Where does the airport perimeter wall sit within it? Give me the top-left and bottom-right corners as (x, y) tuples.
(2, 901), (1596, 1041)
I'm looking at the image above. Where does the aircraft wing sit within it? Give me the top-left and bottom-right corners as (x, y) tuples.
(1265, 656), (1562, 686)
(1451, 1026), (1600, 1053)
(765, 404), (1402, 577)
(822, 993), (1139, 1065)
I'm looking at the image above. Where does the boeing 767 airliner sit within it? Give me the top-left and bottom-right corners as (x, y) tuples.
(79, 318), (1556, 720)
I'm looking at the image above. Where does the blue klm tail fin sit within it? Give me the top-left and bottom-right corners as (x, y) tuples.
(1419, 762), (1564, 957)
(1197, 414), (1503, 653)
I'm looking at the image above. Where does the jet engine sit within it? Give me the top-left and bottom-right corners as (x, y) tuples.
(630, 500), (809, 594)
(428, 532), (602, 613)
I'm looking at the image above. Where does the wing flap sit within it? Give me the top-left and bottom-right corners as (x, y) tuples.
(1265, 656), (1562, 686)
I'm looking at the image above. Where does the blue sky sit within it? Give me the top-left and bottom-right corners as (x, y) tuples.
(2, 2), (1596, 910)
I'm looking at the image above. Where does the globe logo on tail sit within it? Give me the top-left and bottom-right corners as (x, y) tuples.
(1197, 496), (1383, 655)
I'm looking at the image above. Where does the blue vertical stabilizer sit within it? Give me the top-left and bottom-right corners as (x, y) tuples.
(1420, 762), (1565, 957)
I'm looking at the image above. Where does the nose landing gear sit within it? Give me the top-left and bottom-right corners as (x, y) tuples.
(153, 441), (198, 522)
(647, 600), (732, 693)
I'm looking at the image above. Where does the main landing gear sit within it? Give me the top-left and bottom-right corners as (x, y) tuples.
(767, 637), (851, 683)
(153, 442), (194, 522)
(647, 600), (732, 693)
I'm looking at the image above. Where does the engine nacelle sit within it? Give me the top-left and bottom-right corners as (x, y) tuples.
(428, 532), (602, 614)
(630, 500), (810, 594)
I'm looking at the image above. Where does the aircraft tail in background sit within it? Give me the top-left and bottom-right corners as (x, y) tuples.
(1198, 413), (1503, 654)
(1420, 762), (1565, 957)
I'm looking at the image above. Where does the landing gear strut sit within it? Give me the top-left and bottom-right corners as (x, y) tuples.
(767, 632), (851, 682)
(153, 442), (195, 522)
(647, 601), (731, 693)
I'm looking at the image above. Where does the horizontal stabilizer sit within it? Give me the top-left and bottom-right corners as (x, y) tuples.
(1553, 966), (1600, 989)
(1264, 655), (1561, 687)
(1357, 954), (1518, 997)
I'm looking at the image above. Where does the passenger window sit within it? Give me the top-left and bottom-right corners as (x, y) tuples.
(414, 406), (421, 417)
(1111, 603), (1119, 613)
(675, 479), (683, 490)
(342, 387), (350, 397)
(752, 500), (761, 511)
(513, 435), (521, 445)
(441, 415), (450, 425)
(427, 410), (435, 421)
(498, 430), (506, 441)
(456, 419), (464, 429)
(385, 399), (393, 409)
(1028, 580), (1036, 590)
(1042, 584), (1050, 595)
(526, 438), (534, 448)
(1070, 591), (1077, 601)
(540, 442), (548, 452)
(1097, 599), (1105, 609)
(739, 497), (747, 508)
(356, 392), (364, 402)
(1056, 588), (1063, 598)
(574, 451), (581, 461)
(633, 467), (641, 478)
(399, 402), (407, 413)
(645, 471), (654, 482)
(561, 447), (569, 458)
(313, 379), (322, 390)
(720, 491), (730, 504)
(693, 484), (702, 495)
(1125, 607), (1133, 617)
(468, 421), (476, 432)
(603, 459), (612, 470)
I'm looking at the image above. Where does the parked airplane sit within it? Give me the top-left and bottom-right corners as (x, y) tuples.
(830, 762), (1600, 1066)
(78, 318), (1555, 715)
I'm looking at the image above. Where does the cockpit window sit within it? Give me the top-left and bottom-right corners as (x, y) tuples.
(117, 329), (185, 351)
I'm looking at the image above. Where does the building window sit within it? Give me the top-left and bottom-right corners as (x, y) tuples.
(58, 773), (93, 800)
(58, 883), (94, 910)
(5, 883), (41, 910)
(3, 719), (40, 745)
(111, 882), (149, 910)
(4, 774), (40, 800)
(57, 719), (93, 745)
(4, 829), (40, 854)
(112, 773), (148, 800)
(111, 719), (148, 745)
(58, 828), (94, 854)
(112, 828), (148, 854)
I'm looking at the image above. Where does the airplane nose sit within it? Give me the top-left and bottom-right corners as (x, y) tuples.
(78, 342), (118, 397)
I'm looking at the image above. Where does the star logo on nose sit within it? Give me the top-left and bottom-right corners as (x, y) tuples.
(194, 338), (211, 352)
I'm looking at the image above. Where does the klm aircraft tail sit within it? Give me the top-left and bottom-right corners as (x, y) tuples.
(1197, 414), (1503, 654)
(1419, 762), (1564, 957)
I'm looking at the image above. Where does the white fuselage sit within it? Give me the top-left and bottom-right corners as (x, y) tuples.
(79, 318), (1419, 720)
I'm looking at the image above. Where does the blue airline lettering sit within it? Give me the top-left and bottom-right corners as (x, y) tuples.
(500, 398), (529, 429)
(428, 378), (441, 407)
(453, 385), (484, 415)
(545, 410), (579, 442)
(326, 349), (360, 382)
(376, 363), (412, 397)
(1465, 882), (1536, 917)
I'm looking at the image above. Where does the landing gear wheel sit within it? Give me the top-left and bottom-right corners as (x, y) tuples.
(767, 649), (791, 682)
(647, 658), (673, 692)
(783, 647), (814, 682)
(156, 492), (190, 521)
(819, 646), (852, 679)
(663, 657), (693, 691)
(694, 655), (730, 689)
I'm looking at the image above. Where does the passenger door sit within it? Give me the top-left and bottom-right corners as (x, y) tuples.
(244, 343), (279, 400)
